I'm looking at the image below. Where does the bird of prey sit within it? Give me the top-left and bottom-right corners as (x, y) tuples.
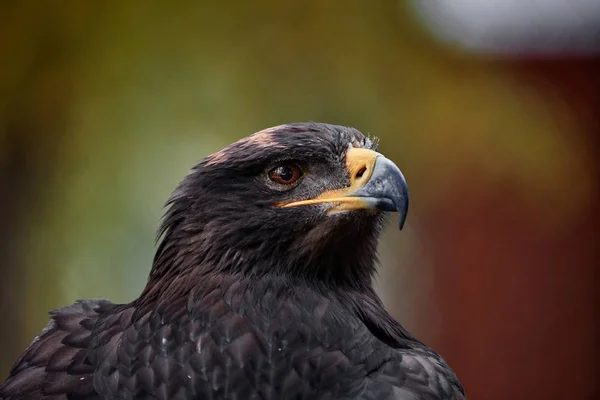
(0, 122), (465, 399)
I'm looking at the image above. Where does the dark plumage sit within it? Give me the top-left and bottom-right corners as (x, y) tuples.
(0, 122), (465, 399)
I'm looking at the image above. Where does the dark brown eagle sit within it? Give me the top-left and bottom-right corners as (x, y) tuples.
(0, 122), (465, 399)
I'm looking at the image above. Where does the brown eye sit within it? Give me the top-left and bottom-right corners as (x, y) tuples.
(268, 163), (303, 185)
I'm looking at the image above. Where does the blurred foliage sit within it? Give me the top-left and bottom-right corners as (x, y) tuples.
(0, 1), (596, 397)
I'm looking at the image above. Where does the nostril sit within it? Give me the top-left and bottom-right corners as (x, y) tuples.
(355, 166), (367, 180)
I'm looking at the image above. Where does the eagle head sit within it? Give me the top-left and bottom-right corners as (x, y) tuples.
(150, 122), (409, 290)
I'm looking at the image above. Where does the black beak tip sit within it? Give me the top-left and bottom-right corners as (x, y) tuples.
(392, 166), (409, 231)
(398, 195), (409, 230)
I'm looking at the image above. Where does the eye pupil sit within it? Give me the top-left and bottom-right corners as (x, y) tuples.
(268, 163), (303, 186)
(276, 166), (294, 182)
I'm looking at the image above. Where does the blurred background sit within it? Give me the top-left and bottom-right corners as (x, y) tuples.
(1, 1), (598, 399)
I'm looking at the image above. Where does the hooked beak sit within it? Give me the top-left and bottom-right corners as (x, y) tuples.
(280, 148), (409, 229)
